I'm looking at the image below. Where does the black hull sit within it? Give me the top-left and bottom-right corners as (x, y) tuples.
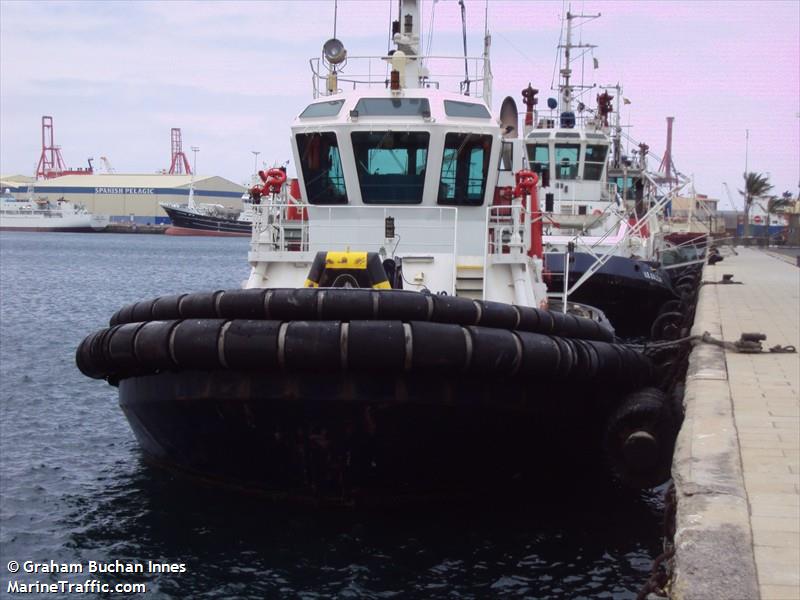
(161, 205), (251, 236)
(77, 289), (680, 503)
(120, 370), (652, 504)
(544, 253), (677, 339)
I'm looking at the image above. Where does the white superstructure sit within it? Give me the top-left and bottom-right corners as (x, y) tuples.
(0, 189), (109, 232)
(245, 0), (548, 308)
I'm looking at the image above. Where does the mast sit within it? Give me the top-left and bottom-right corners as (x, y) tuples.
(557, 10), (599, 118)
(392, 0), (422, 88)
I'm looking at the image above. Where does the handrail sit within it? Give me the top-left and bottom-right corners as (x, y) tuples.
(249, 202), (458, 258)
(309, 55), (492, 100)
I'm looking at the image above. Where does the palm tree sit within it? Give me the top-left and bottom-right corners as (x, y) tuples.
(739, 172), (774, 237)
(763, 192), (794, 246)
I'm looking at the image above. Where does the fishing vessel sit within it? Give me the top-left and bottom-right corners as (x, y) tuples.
(160, 182), (254, 237)
(77, 1), (684, 503)
(0, 188), (109, 232)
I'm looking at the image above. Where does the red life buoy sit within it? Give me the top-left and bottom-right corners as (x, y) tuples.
(266, 168), (287, 194)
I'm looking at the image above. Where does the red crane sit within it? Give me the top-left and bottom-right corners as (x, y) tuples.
(36, 116), (93, 179)
(168, 128), (192, 175)
(657, 116), (677, 185)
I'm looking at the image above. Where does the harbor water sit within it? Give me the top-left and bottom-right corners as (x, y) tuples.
(1, 232), (665, 598)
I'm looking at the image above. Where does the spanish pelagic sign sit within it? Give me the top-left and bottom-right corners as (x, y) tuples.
(95, 187), (155, 195)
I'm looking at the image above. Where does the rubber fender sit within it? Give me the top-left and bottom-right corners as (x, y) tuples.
(347, 320), (406, 371)
(569, 338), (599, 380)
(130, 299), (156, 324)
(574, 314), (613, 343)
(108, 309), (121, 327)
(217, 288), (268, 319)
(516, 306), (551, 334)
(550, 336), (576, 379)
(320, 288), (376, 320)
(550, 311), (582, 339)
(465, 326), (520, 375)
(588, 340), (625, 382)
(222, 320), (281, 371)
(171, 319), (227, 370)
(515, 331), (563, 377)
(604, 387), (675, 488)
(475, 300), (519, 330)
(114, 303), (136, 327)
(283, 321), (342, 371)
(267, 288), (319, 320)
(409, 321), (468, 371)
(90, 326), (119, 376)
(134, 320), (180, 371)
(108, 322), (147, 373)
(431, 295), (480, 325)
(179, 291), (224, 319)
(151, 294), (187, 321)
(614, 345), (653, 388)
(376, 290), (431, 321)
(76, 329), (109, 379)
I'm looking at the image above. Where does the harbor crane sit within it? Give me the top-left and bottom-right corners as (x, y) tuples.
(168, 128), (192, 175)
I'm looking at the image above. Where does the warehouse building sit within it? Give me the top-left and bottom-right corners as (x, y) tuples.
(1, 174), (246, 224)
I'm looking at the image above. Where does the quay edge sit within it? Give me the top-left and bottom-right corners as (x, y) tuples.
(669, 262), (759, 599)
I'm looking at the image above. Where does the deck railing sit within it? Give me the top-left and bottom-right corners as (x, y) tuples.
(309, 55), (492, 103)
(249, 202), (458, 258)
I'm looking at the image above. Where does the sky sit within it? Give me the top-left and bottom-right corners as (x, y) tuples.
(1, 0), (798, 208)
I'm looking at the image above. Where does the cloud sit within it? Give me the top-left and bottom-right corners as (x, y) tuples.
(1, 0), (798, 196)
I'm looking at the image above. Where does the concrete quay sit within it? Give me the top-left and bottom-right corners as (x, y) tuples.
(671, 248), (799, 600)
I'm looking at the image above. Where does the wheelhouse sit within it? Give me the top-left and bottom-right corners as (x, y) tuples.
(292, 91), (499, 211)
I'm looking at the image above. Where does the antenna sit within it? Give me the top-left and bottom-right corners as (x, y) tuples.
(458, 0), (469, 95)
(557, 10), (600, 113)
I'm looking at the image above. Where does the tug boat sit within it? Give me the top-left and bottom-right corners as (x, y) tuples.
(503, 11), (678, 338)
(0, 189), (109, 232)
(76, 1), (682, 504)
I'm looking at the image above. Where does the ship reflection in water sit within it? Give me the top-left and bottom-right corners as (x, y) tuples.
(66, 462), (665, 598)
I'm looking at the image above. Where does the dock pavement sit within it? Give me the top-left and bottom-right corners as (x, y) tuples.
(671, 247), (800, 599)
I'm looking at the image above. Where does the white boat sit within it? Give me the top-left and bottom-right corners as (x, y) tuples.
(0, 188), (109, 232)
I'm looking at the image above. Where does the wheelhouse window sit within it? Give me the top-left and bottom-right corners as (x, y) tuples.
(299, 100), (345, 118)
(583, 144), (608, 180)
(438, 133), (493, 206)
(353, 98), (431, 117)
(295, 132), (347, 205)
(526, 144), (550, 177)
(554, 144), (580, 180)
(443, 100), (491, 118)
(350, 131), (429, 204)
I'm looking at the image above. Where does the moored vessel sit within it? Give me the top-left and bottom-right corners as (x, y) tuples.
(160, 201), (252, 237)
(76, 1), (684, 504)
(0, 188), (109, 232)
(161, 180), (254, 237)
